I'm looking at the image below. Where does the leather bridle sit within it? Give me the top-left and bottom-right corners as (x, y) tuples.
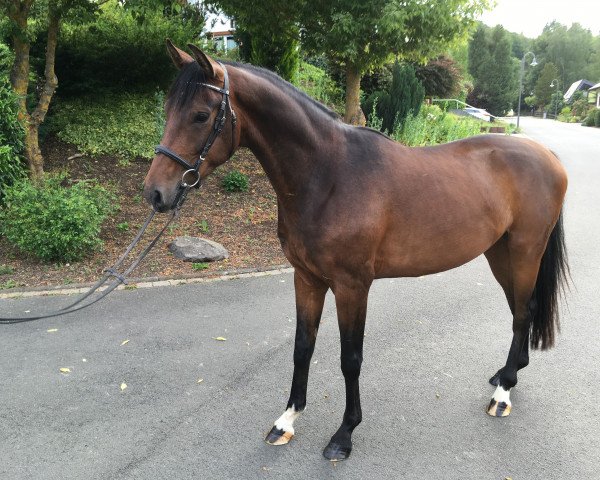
(154, 62), (237, 208)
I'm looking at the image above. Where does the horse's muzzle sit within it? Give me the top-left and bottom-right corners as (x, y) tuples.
(144, 185), (174, 213)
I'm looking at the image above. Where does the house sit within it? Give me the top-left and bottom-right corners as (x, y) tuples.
(204, 12), (237, 51)
(563, 79), (595, 102)
(587, 82), (600, 108)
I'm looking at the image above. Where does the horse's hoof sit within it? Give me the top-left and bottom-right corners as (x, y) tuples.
(265, 426), (293, 446)
(487, 385), (512, 417)
(323, 442), (352, 461)
(487, 398), (511, 417)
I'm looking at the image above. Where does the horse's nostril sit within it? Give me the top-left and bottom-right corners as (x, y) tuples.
(152, 189), (163, 209)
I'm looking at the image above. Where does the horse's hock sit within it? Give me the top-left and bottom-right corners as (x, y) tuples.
(169, 236), (229, 262)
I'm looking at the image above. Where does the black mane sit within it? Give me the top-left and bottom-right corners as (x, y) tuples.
(225, 61), (341, 122)
(167, 59), (341, 122)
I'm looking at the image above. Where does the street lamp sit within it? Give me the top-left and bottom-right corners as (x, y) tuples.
(517, 51), (538, 129)
(550, 79), (560, 120)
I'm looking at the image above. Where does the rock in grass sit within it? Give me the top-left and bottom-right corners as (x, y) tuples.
(169, 237), (229, 262)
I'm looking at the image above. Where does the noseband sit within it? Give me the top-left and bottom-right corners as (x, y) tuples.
(154, 62), (236, 206)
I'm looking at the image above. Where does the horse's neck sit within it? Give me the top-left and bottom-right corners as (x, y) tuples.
(233, 68), (342, 204)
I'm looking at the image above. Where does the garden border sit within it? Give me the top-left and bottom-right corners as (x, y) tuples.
(0, 264), (293, 299)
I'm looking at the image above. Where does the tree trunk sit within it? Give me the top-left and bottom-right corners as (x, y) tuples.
(25, 122), (44, 179)
(8, 0), (32, 122)
(344, 63), (364, 125)
(8, 0), (61, 182)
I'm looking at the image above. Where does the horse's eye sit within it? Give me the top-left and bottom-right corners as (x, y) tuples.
(194, 112), (210, 123)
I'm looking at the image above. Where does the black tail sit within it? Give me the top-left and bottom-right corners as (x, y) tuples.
(530, 210), (570, 350)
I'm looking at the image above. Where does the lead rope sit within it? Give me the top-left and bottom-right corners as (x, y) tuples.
(0, 200), (186, 324)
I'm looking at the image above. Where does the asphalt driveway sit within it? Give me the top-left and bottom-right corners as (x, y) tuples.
(1, 117), (599, 479)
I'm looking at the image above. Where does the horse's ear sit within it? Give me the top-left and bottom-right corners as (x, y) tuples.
(187, 44), (223, 80)
(166, 39), (194, 69)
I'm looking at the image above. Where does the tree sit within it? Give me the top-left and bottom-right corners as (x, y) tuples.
(0, 0), (87, 180)
(363, 63), (424, 132)
(414, 55), (462, 99)
(301, 0), (491, 124)
(467, 24), (518, 116)
(206, 0), (302, 81)
(1, 0), (194, 179)
(533, 22), (595, 88)
(534, 62), (558, 110)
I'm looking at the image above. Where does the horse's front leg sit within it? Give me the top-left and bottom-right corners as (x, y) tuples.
(323, 281), (370, 461)
(265, 270), (328, 445)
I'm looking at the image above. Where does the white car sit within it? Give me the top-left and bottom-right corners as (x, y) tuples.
(463, 107), (493, 122)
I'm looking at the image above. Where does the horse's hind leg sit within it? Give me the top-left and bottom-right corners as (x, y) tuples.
(265, 270), (328, 446)
(484, 236), (542, 417)
(484, 237), (530, 387)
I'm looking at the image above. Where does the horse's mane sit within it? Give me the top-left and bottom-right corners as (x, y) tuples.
(167, 59), (342, 122)
(225, 61), (341, 122)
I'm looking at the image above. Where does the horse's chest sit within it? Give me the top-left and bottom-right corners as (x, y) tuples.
(277, 214), (323, 269)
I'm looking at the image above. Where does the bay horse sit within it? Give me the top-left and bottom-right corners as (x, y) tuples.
(143, 42), (569, 461)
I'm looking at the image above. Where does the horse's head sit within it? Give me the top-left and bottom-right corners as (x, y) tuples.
(143, 40), (239, 212)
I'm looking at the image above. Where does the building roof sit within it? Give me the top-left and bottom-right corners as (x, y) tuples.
(589, 82), (600, 91)
(564, 79), (596, 101)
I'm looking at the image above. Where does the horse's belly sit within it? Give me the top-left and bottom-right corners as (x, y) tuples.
(374, 212), (507, 278)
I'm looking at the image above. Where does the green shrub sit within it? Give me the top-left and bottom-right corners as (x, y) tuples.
(0, 175), (115, 262)
(0, 77), (26, 201)
(571, 98), (589, 118)
(221, 170), (249, 193)
(0, 264), (14, 275)
(0, 42), (14, 77)
(582, 111), (596, 126)
(363, 63), (425, 133)
(49, 92), (163, 160)
(246, 26), (299, 82)
(384, 104), (484, 147)
(53, 1), (203, 95)
(293, 61), (343, 112)
(595, 109), (600, 127)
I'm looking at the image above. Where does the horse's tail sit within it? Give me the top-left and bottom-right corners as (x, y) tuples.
(530, 209), (570, 350)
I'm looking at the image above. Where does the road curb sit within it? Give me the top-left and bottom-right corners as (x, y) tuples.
(0, 265), (294, 300)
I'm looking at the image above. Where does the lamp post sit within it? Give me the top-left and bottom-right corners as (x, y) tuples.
(550, 79), (560, 120)
(517, 51), (538, 129)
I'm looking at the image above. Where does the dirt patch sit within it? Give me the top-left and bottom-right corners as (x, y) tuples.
(0, 138), (289, 290)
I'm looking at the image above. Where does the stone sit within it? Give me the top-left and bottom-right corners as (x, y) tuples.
(169, 236), (229, 262)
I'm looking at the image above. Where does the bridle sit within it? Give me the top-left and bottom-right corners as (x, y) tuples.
(154, 62), (236, 209)
(0, 62), (238, 324)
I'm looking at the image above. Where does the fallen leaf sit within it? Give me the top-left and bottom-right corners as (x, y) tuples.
(121, 339), (130, 346)
(120, 382), (127, 391)
(213, 337), (227, 341)
(197, 378), (204, 384)
(59, 368), (71, 373)
(435, 393), (441, 399)
(47, 328), (58, 333)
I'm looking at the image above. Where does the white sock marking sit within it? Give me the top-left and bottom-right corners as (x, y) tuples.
(492, 385), (511, 405)
(274, 407), (300, 434)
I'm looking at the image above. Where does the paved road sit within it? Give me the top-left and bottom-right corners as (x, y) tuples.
(1, 117), (599, 480)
